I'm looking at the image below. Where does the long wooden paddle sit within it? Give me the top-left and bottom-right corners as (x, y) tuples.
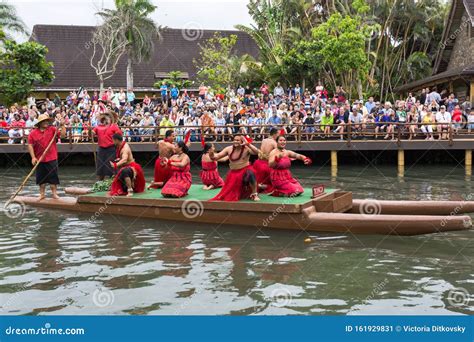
(5, 130), (57, 207)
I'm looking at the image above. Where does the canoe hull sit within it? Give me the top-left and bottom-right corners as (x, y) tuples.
(14, 196), (472, 236)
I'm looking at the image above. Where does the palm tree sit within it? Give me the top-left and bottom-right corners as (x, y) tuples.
(0, 1), (28, 41)
(97, 0), (161, 90)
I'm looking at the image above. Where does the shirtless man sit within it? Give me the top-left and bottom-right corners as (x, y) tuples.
(149, 130), (176, 189)
(209, 135), (261, 201)
(253, 127), (279, 192)
(109, 133), (146, 196)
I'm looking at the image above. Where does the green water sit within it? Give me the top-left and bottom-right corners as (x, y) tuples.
(0, 165), (472, 315)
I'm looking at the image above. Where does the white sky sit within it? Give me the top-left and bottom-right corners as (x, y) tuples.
(9, 0), (253, 41)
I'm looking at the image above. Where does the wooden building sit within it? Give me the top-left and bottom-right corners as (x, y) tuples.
(396, 0), (474, 102)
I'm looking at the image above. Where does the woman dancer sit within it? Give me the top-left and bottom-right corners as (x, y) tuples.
(268, 135), (311, 197)
(200, 143), (226, 190)
(161, 141), (192, 198)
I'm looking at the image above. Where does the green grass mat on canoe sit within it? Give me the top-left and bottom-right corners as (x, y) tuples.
(86, 185), (336, 205)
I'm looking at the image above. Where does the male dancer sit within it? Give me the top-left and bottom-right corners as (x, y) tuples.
(149, 130), (175, 189)
(209, 135), (261, 201)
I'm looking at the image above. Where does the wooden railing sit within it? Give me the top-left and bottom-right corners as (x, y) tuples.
(1, 122), (473, 146)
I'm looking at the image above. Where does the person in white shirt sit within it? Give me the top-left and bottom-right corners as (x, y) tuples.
(435, 105), (451, 140)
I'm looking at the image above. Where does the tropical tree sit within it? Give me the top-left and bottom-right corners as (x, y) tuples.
(0, 1), (28, 41)
(97, 0), (161, 90)
(194, 33), (258, 94)
(0, 40), (54, 105)
(89, 21), (128, 95)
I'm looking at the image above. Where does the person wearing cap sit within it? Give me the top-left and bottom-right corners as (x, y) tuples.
(435, 105), (451, 140)
(27, 114), (61, 200)
(92, 110), (122, 180)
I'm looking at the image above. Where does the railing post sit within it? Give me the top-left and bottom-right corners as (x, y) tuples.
(297, 124), (301, 143)
(449, 123), (453, 146)
(397, 123), (401, 147)
(346, 123), (351, 146)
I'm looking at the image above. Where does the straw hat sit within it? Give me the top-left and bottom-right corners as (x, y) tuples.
(35, 114), (53, 126)
(99, 110), (119, 123)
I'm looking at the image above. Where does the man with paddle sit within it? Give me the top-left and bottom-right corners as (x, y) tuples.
(27, 114), (60, 201)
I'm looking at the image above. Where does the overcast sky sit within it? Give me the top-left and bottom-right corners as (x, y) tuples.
(10, 0), (253, 41)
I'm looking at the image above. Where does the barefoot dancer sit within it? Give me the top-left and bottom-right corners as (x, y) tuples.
(161, 141), (192, 198)
(109, 134), (146, 197)
(209, 135), (261, 201)
(149, 130), (175, 189)
(253, 128), (279, 193)
(28, 114), (61, 200)
(200, 143), (226, 190)
(268, 135), (311, 197)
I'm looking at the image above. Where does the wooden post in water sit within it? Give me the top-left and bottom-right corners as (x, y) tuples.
(398, 149), (404, 173)
(466, 149), (472, 177)
(331, 150), (337, 167)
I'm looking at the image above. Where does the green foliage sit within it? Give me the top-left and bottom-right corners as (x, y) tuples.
(312, 13), (371, 79)
(92, 178), (113, 192)
(153, 70), (193, 89)
(194, 34), (255, 94)
(0, 2), (28, 40)
(0, 40), (54, 105)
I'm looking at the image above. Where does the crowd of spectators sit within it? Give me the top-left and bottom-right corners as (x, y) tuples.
(1, 83), (473, 144)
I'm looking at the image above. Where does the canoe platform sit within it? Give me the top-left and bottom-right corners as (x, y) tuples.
(14, 185), (474, 236)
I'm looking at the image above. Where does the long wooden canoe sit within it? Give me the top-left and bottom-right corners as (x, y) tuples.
(13, 185), (473, 236)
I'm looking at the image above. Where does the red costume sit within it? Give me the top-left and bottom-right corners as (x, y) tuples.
(109, 142), (146, 196)
(150, 157), (173, 188)
(200, 160), (224, 188)
(270, 156), (304, 197)
(253, 158), (273, 193)
(161, 163), (192, 198)
(210, 165), (255, 202)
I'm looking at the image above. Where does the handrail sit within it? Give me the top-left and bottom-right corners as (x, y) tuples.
(1, 122), (473, 144)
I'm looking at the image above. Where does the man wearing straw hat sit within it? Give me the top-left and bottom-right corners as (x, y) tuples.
(92, 110), (121, 180)
(27, 113), (60, 200)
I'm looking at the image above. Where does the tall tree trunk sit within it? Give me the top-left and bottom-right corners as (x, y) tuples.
(126, 57), (134, 90)
(357, 77), (363, 100)
(99, 77), (104, 97)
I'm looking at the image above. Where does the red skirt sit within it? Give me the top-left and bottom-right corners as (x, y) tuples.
(109, 162), (146, 196)
(270, 169), (304, 197)
(150, 157), (172, 188)
(200, 161), (224, 188)
(253, 159), (273, 193)
(210, 165), (255, 201)
(161, 169), (192, 198)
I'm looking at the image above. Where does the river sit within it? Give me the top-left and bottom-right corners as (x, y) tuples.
(0, 165), (472, 315)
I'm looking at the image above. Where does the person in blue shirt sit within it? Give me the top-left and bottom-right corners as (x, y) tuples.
(126, 89), (135, 104)
(170, 85), (179, 100)
(160, 82), (168, 102)
(266, 112), (282, 129)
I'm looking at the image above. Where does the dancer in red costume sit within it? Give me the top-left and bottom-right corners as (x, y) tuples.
(161, 141), (192, 198)
(253, 127), (279, 193)
(268, 135), (311, 197)
(149, 130), (175, 189)
(200, 143), (227, 190)
(209, 135), (261, 201)
(109, 134), (146, 196)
